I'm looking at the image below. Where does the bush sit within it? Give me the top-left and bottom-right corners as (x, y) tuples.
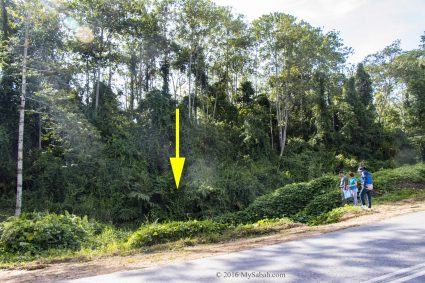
(213, 210), (252, 225)
(224, 218), (295, 239)
(243, 182), (311, 221)
(214, 175), (338, 224)
(373, 163), (425, 195)
(127, 220), (229, 247)
(307, 176), (338, 193)
(0, 212), (97, 254)
(301, 189), (343, 218)
(307, 205), (366, 225)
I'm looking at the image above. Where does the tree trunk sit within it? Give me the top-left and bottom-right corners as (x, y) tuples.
(95, 64), (101, 110)
(274, 55), (285, 156)
(1, 0), (9, 39)
(205, 69), (209, 120)
(85, 58), (90, 105)
(16, 20), (29, 216)
(108, 64), (112, 86)
(144, 66), (149, 92)
(225, 39), (230, 102)
(130, 73), (134, 119)
(162, 25), (170, 97)
(269, 105), (273, 150)
(280, 107), (289, 156)
(213, 78), (218, 121)
(188, 51), (192, 119)
(124, 79), (128, 110)
(162, 59), (169, 96)
(136, 45), (142, 103)
(95, 27), (104, 112)
(280, 75), (290, 157)
(278, 106), (283, 156)
(38, 114), (41, 150)
(254, 44), (258, 96)
(171, 72), (177, 101)
(129, 50), (136, 119)
(235, 72), (238, 99)
(194, 55), (198, 122)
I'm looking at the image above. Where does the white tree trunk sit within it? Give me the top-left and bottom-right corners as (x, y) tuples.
(95, 65), (101, 110)
(280, 77), (290, 157)
(281, 107), (289, 155)
(278, 105), (284, 156)
(16, 20), (29, 216)
(85, 58), (90, 104)
(188, 52), (192, 119)
(274, 56), (286, 156)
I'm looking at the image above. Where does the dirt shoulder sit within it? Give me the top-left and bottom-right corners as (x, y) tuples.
(1, 199), (425, 283)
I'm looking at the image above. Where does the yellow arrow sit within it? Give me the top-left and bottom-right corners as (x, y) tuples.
(170, 108), (185, 189)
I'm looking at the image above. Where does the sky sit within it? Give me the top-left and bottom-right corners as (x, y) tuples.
(212, 0), (425, 64)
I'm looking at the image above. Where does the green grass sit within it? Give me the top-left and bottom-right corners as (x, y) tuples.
(375, 188), (425, 204)
(307, 205), (372, 225)
(222, 218), (297, 240)
(127, 220), (229, 248)
(162, 218), (298, 247)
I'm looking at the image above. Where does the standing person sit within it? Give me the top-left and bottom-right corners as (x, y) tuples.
(348, 172), (358, 206)
(358, 166), (373, 208)
(339, 170), (348, 201)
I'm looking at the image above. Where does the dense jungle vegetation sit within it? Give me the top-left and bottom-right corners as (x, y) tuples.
(0, 0), (424, 226)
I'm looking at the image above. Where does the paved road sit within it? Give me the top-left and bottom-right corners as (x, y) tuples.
(66, 211), (425, 283)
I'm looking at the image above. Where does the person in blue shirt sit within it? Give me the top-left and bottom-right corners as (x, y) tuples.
(358, 166), (373, 208)
(348, 172), (358, 206)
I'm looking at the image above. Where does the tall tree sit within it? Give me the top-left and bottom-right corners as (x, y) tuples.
(15, 16), (28, 216)
(391, 35), (425, 160)
(364, 41), (403, 127)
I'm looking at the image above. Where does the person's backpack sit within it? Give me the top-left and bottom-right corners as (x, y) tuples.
(366, 171), (373, 185)
(365, 171), (373, 190)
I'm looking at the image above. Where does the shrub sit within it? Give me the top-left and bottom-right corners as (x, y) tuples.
(307, 176), (338, 193)
(373, 163), (425, 195)
(307, 205), (366, 225)
(0, 212), (97, 254)
(213, 210), (252, 225)
(243, 182), (311, 220)
(214, 175), (338, 224)
(224, 218), (295, 239)
(301, 189), (343, 218)
(84, 225), (131, 252)
(127, 220), (229, 247)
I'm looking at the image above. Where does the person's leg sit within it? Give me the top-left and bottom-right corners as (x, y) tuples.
(352, 189), (358, 205)
(360, 188), (366, 206)
(367, 190), (372, 208)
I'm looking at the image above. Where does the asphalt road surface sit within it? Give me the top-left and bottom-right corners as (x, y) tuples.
(66, 211), (425, 283)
